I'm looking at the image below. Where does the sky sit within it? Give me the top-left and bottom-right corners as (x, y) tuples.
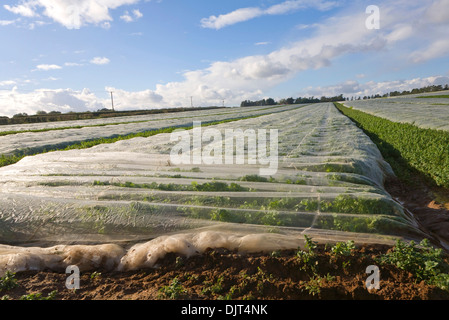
(0, 0), (448, 116)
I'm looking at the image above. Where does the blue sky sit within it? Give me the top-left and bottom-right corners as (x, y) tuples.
(0, 0), (448, 116)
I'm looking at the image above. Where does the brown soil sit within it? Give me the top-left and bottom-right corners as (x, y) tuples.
(385, 176), (449, 248)
(2, 244), (449, 301)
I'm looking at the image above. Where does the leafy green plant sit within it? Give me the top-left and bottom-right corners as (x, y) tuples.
(378, 239), (449, 289)
(210, 209), (234, 222)
(305, 274), (335, 296)
(239, 175), (268, 182)
(271, 250), (281, 258)
(158, 277), (186, 299)
(0, 271), (18, 292)
(202, 276), (225, 296)
(90, 271), (102, 280)
(175, 256), (184, 268)
(331, 240), (355, 257)
(20, 290), (58, 300)
(253, 267), (274, 294)
(94, 180), (248, 193)
(297, 235), (319, 273)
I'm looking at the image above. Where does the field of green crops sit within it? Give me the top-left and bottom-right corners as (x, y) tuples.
(342, 91), (449, 131)
(335, 99), (449, 188)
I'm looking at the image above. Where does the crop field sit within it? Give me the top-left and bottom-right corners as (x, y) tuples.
(0, 102), (436, 277)
(0, 104), (301, 158)
(342, 91), (449, 131)
(336, 91), (449, 190)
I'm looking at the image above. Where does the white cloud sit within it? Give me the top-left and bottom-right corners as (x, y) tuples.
(106, 87), (163, 109)
(43, 76), (59, 81)
(201, 7), (263, 30)
(64, 62), (84, 67)
(90, 57), (110, 65)
(101, 21), (111, 29)
(120, 8), (143, 22)
(255, 42), (270, 46)
(201, 0), (338, 29)
(4, 0), (140, 29)
(0, 87), (165, 117)
(410, 39), (449, 63)
(303, 76), (449, 98)
(120, 11), (134, 22)
(4, 3), (37, 17)
(153, 10), (387, 107)
(425, 0), (449, 24)
(0, 80), (17, 87)
(35, 64), (62, 71)
(0, 88), (105, 117)
(154, 0), (449, 107)
(0, 20), (16, 26)
(133, 9), (143, 19)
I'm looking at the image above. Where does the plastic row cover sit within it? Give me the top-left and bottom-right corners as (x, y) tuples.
(0, 103), (432, 275)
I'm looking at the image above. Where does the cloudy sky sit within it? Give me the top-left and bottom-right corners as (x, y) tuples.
(0, 0), (448, 116)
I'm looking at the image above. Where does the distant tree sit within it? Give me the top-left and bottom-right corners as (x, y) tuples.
(279, 98), (287, 105)
(36, 110), (47, 115)
(13, 113), (28, 118)
(286, 97), (294, 104)
(266, 98), (276, 105)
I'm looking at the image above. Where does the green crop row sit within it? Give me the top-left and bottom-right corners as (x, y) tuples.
(334, 102), (449, 188)
(93, 180), (248, 192)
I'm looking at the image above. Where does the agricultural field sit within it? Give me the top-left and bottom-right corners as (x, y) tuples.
(0, 103), (434, 279)
(0, 104), (300, 158)
(336, 96), (449, 190)
(342, 91), (449, 131)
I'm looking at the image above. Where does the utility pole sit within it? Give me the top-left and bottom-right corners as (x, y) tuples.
(222, 99), (225, 107)
(190, 96), (193, 108)
(110, 91), (115, 111)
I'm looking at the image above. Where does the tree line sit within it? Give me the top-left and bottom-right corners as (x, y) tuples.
(242, 84), (449, 106)
(0, 106), (221, 125)
(240, 94), (345, 107)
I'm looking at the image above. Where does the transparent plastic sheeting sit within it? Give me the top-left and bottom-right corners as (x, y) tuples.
(0, 103), (431, 275)
(0, 104), (301, 156)
(343, 91), (449, 131)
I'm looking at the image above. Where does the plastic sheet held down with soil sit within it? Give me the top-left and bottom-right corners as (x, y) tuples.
(0, 103), (432, 276)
